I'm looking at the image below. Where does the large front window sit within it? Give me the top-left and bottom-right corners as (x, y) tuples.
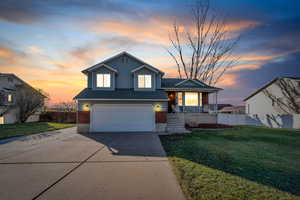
(185, 92), (199, 106)
(97, 74), (111, 88)
(8, 94), (12, 102)
(138, 75), (151, 88)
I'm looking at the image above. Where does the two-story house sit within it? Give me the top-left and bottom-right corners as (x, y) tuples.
(74, 52), (221, 133)
(0, 73), (44, 124)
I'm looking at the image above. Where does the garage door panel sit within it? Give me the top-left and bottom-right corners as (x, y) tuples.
(91, 104), (154, 132)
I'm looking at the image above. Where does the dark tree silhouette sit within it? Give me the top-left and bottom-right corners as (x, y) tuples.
(15, 85), (48, 122)
(263, 78), (300, 114)
(167, 0), (240, 85)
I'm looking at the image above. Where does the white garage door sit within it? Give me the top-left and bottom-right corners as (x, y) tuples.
(90, 104), (155, 132)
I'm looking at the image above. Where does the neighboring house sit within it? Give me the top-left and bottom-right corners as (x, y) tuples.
(74, 52), (222, 133)
(0, 73), (43, 124)
(219, 106), (245, 114)
(208, 104), (232, 112)
(244, 77), (300, 115)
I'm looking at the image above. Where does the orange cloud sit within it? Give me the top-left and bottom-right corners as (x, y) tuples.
(0, 47), (13, 58)
(229, 64), (261, 72)
(86, 17), (259, 46)
(216, 73), (238, 87)
(87, 18), (172, 45)
(241, 48), (300, 62)
(224, 20), (259, 32)
(27, 45), (43, 54)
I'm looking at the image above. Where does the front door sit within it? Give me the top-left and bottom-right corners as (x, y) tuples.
(168, 92), (176, 113)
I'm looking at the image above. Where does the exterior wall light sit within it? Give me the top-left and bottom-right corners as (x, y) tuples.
(154, 104), (162, 112)
(82, 104), (90, 111)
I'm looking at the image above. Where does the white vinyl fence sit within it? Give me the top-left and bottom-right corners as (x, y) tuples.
(217, 113), (300, 129)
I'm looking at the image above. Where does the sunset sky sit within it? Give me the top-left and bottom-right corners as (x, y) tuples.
(0, 0), (299, 105)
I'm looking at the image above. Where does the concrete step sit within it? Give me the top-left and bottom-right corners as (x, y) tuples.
(167, 122), (185, 125)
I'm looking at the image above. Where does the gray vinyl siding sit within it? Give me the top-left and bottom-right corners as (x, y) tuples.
(156, 74), (161, 89)
(104, 54), (142, 89)
(87, 73), (92, 88)
(86, 54), (161, 91)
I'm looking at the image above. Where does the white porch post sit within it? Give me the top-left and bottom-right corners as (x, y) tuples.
(215, 91), (218, 113)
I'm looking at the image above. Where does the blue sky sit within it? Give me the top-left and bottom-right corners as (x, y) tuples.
(0, 0), (299, 104)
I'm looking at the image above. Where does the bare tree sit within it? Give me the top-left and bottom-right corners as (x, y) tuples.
(167, 0), (240, 85)
(263, 78), (300, 114)
(52, 101), (76, 112)
(15, 85), (48, 123)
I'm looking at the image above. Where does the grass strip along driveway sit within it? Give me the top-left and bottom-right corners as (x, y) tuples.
(0, 122), (75, 140)
(160, 126), (300, 200)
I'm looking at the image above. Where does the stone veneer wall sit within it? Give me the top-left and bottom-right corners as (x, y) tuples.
(77, 111), (90, 133)
(155, 111), (167, 132)
(184, 113), (217, 126)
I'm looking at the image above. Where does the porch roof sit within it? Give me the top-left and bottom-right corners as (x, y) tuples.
(161, 78), (222, 92)
(74, 88), (168, 101)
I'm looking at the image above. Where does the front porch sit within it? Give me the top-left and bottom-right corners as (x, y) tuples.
(167, 91), (218, 113)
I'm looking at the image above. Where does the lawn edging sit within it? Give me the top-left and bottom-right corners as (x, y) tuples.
(0, 122), (75, 140)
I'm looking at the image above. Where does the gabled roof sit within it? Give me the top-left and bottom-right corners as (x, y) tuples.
(161, 78), (222, 91)
(131, 65), (161, 74)
(175, 79), (205, 87)
(0, 73), (46, 97)
(74, 88), (168, 101)
(243, 77), (300, 101)
(82, 51), (164, 75)
(92, 64), (118, 73)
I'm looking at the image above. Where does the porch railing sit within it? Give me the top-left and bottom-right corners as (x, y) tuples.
(172, 106), (206, 113)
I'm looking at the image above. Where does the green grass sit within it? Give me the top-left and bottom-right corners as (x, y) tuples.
(160, 126), (300, 200)
(0, 122), (75, 139)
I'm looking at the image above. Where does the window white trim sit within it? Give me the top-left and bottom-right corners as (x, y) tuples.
(96, 74), (111, 88)
(177, 92), (183, 106)
(138, 75), (152, 88)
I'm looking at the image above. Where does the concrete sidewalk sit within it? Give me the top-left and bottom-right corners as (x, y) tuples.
(0, 128), (185, 200)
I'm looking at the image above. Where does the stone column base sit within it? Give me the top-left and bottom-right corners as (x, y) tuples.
(77, 123), (90, 133)
(155, 123), (167, 133)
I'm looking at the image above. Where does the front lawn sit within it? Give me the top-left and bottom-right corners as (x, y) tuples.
(0, 122), (75, 140)
(160, 126), (300, 200)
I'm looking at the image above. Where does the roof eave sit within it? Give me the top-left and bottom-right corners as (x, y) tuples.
(74, 98), (168, 101)
(161, 87), (222, 92)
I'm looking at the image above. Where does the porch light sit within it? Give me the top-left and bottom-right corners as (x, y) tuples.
(153, 104), (162, 111)
(82, 104), (90, 111)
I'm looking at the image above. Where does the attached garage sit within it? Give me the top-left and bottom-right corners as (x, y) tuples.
(90, 104), (155, 132)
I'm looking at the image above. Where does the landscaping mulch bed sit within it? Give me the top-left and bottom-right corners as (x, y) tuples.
(186, 123), (234, 129)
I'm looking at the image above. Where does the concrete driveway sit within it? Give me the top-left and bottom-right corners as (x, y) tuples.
(0, 127), (185, 200)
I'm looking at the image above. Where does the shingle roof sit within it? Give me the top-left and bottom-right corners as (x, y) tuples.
(74, 88), (168, 100)
(161, 78), (221, 90)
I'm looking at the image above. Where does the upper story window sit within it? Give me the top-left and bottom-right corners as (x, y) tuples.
(138, 75), (152, 88)
(8, 94), (12, 102)
(96, 74), (111, 88)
